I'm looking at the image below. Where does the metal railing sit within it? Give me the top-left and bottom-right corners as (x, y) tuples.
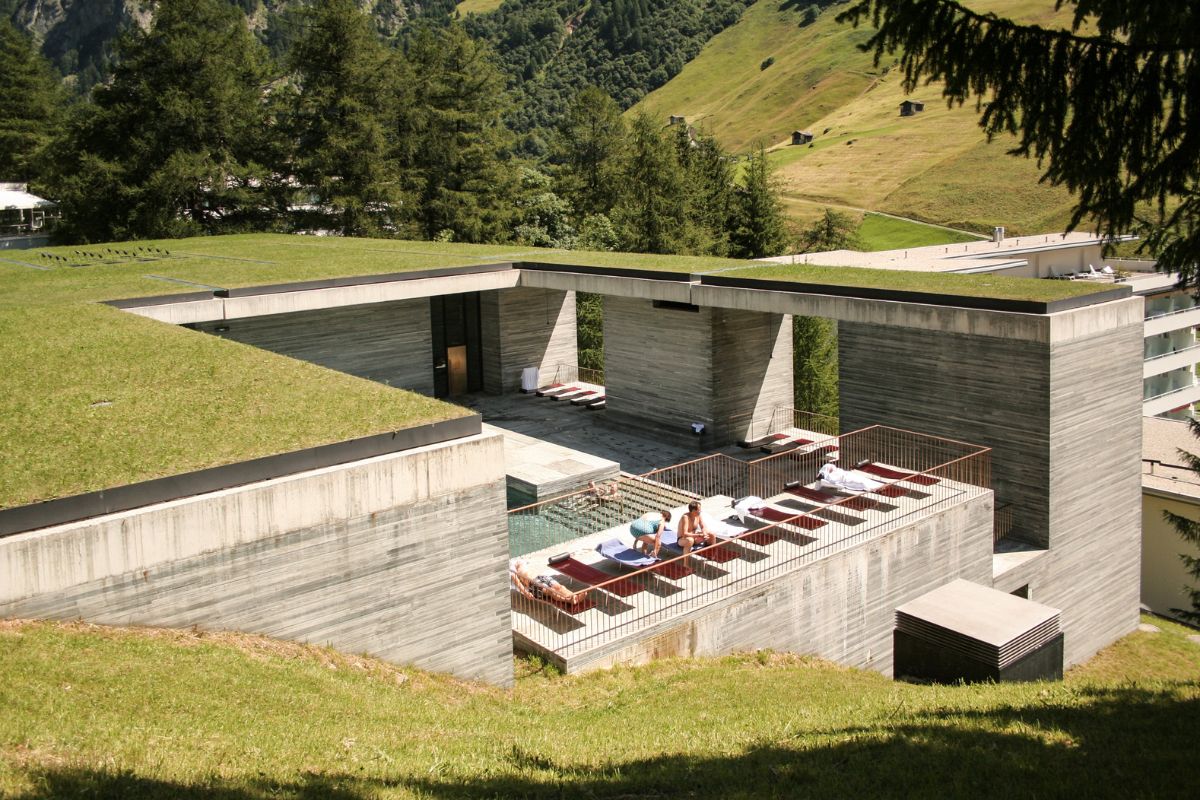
(539, 363), (604, 388)
(510, 425), (992, 660)
(1144, 343), (1200, 363)
(769, 406), (840, 438)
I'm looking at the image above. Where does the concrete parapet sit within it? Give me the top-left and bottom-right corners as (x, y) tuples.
(0, 432), (514, 685)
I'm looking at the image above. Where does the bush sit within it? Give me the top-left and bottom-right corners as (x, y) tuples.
(760, 56), (775, 70)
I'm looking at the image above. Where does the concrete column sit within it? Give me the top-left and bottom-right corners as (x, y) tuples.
(480, 287), (577, 394)
(838, 298), (1143, 666)
(603, 296), (792, 448)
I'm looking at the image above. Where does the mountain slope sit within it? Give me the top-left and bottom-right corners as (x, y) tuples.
(636, 0), (1084, 234)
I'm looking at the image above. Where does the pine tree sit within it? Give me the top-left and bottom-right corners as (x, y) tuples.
(1162, 418), (1200, 624)
(553, 86), (627, 218)
(41, 0), (277, 242)
(0, 19), (62, 183)
(402, 23), (516, 243)
(730, 145), (787, 259)
(612, 111), (688, 254)
(839, 0), (1200, 282)
(796, 208), (860, 253)
(288, 0), (401, 237)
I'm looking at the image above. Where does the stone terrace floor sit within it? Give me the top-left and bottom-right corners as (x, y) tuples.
(455, 391), (751, 476)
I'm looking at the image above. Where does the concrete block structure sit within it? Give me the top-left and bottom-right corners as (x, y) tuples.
(603, 296), (793, 447)
(481, 287), (577, 393)
(0, 432), (514, 685)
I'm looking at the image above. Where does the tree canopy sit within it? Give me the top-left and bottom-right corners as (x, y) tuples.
(0, 18), (62, 183)
(838, 0), (1200, 281)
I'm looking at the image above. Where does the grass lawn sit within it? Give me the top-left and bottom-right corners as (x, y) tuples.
(0, 615), (1197, 798)
(857, 213), (982, 251)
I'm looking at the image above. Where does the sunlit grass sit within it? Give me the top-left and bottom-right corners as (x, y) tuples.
(0, 615), (1196, 798)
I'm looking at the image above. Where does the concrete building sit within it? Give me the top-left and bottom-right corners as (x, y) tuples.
(1141, 416), (1200, 621)
(0, 240), (1145, 682)
(764, 233), (1193, 418)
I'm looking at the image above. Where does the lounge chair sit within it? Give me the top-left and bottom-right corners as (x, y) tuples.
(722, 514), (784, 546)
(586, 398), (606, 410)
(858, 462), (940, 485)
(552, 386), (591, 401)
(596, 538), (692, 579)
(748, 504), (828, 530)
(548, 553), (646, 597)
(571, 392), (603, 406)
(534, 382), (564, 397)
(786, 484), (878, 512)
(761, 437), (812, 455)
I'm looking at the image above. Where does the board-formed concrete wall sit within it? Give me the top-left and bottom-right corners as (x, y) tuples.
(0, 433), (514, 685)
(193, 299), (434, 395)
(839, 299), (1143, 666)
(564, 491), (994, 674)
(481, 287), (577, 393)
(603, 297), (792, 447)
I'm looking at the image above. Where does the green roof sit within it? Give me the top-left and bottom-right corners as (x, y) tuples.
(0, 233), (1119, 510)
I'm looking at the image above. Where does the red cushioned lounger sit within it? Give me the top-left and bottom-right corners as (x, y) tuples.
(761, 438), (812, 455)
(786, 485), (877, 512)
(534, 382), (564, 397)
(751, 506), (828, 530)
(552, 557), (645, 597)
(860, 462), (940, 485)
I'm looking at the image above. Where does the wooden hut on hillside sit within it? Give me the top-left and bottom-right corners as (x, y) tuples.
(791, 130), (814, 145)
(899, 100), (926, 116)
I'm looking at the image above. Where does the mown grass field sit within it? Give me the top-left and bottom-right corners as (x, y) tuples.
(455, 0), (502, 15)
(636, 1), (1084, 235)
(856, 213), (982, 251)
(0, 616), (1197, 798)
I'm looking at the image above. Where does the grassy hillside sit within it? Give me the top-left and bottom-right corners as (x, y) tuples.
(636, 1), (1084, 235)
(455, 0), (502, 15)
(1, 617), (1198, 798)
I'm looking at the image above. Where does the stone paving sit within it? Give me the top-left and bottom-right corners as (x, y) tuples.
(456, 391), (749, 477)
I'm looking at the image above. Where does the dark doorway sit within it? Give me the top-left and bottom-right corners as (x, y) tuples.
(430, 293), (483, 397)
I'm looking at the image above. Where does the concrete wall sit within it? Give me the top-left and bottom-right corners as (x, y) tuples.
(481, 287), (577, 394)
(839, 299), (1144, 666)
(0, 433), (514, 685)
(603, 297), (792, 447)
(1142, 491), (1200, 620)
(194, 299), (434, 395)
(564, 492), (994, 674)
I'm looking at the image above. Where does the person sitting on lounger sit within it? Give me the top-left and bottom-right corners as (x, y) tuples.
(818, 453), (885, 493)
(630, 510), (673, 558)
(588, 480), (621, 502)
(677, 500), (717, 556)
(510, 558), (581, 605)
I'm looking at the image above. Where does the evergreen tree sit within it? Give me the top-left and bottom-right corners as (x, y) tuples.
(0, 19), (63, 183)
(796, 208), (860, 252)
(1162, 418), (1200, 624)
(793, 315), (838, 418)
(289, 0), (401, 236)
(730, 145), (788, 259)
(612, 111), (688, 254)
(402, 23), (516, 243)
(671, 124), (737, 256)
(553, 86), (627, 218)
(42, 0), (277, 242)
(839, 0), (1200, 283)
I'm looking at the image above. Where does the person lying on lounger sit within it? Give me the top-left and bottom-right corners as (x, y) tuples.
(630, 510), (673, 558)
(818, 453), (884, 493)
(677, 500), (717, 556)
(510, 558), (581, 604)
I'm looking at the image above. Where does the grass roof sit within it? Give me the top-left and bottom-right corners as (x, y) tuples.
(0, 233), (1119, 510)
